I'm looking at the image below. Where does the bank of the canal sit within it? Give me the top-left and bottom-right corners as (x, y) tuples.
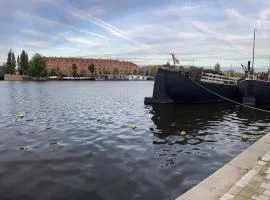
(176, 132), (270, 200)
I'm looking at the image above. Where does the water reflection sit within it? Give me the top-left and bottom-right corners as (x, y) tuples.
(147, 103), (270, 198)
(150, 103), (270, 144)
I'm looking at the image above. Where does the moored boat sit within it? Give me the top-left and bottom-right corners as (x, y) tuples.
(238, 29), (270, 105)
(145, 63), (241, 104)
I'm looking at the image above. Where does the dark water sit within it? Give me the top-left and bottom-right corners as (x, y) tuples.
(0, 81), (269, 200)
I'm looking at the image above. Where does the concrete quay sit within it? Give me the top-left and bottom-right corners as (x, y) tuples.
(176, 132), (270, 200)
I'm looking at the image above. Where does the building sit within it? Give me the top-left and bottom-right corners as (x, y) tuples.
(43, 57), (139, 76)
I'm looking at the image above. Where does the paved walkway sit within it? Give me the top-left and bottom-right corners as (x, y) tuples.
(220, 149), (270, 200)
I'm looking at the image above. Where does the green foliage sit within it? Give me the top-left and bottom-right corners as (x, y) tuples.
(19, 50), (29, 75)
(17, 55), (20, 70)
(40, 68), (48, 77)
(56, 67), (63, 77)
(6, 49), (16, 74)
(113, 68), (119, 75)
(88, 64), (95, 74)
(139, 68), (144, 75)
(103, 70), (109, 74)
(0, 64), (7, 77)
(72, 64), (78, 77)
(214, 63), (221, 72)
(80, 69), (86, 77)
(133, 69), (138, 75)
(49, 68), (57, 76)
(28, 53), (47, 77)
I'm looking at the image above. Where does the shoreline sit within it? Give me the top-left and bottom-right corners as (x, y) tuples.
(2, 74), (154, 81)
(0, 79), (154, 81)
(175, 132), (270, 200)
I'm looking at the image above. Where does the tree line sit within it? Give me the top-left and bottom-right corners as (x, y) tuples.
(0, 49), (47, 77)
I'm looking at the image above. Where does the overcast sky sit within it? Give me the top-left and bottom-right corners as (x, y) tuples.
(0, 0), (270, 70)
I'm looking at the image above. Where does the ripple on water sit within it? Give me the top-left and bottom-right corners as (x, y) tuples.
(0, 82), (269, 200)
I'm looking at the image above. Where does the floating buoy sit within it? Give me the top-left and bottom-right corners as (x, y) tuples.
(180, 130), (187, 136)
(241, 134), (248, 141)
(96, 118), (100, 122)
(19, 112), (24, 118)
(131, 124), (137, 129)
(149, 128), (154, 131)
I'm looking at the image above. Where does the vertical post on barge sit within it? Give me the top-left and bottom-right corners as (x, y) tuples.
(252, 28), (256, 75)
(268, 56), (270, 81)
(171, 53), (176, 67)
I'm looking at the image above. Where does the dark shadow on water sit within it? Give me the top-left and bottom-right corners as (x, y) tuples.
(145, 103), (270, 199)
(149, 103), (270, 139)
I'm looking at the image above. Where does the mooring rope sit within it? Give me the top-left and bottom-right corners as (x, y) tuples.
(190, 78), (270, 113)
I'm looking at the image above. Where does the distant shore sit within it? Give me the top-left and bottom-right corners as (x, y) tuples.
(2, 74), (154, 81)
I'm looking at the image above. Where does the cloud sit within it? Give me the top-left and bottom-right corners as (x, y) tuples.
(65, 4), (150, 48)
(90, 18), (149, 47)
(0, 0), (270, 68)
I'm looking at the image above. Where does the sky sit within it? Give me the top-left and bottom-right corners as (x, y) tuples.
(0, 0), (270, 70)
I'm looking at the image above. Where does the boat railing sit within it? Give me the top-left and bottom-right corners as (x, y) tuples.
(200, 73), (238, 85)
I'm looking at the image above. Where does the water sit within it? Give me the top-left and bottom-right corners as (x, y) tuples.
(0, 81), (269, 200)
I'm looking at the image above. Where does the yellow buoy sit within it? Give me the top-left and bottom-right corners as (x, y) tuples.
(131, 124), (137, 129)
(180, 130), (187, 136)
(19, 112), (24, 118)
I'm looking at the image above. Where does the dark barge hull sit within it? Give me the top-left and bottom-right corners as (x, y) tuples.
(145, 68), (241, 104)
(238, 79), (270, 105)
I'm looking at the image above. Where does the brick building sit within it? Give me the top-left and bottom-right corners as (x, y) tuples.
(43, 57), (139, 76)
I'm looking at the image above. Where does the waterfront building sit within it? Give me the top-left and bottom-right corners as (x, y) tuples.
(43, 57), (139, 76)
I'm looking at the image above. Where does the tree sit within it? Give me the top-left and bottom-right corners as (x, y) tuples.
(28, 53), (47, 77)
(19, 50), (29, 75)
(102, 69), (108, 74)
(49, 68), (57, 76)
(113, 68), (119, 75)
(11, 52), (16, 74)
(0, 64), (7, 77)
(80, 69), (86, 77)
(6, 49), (16, 74)
(17, 55), (20, 71)
(88, 64), (95, 74)
(133, 69), (138, 75)
(214, 63), (221, 72)
(25, 53), (29, 72)
(40, 68), (48, 77)
(72, 64), (77, 77)
(139, 68), (144, 75)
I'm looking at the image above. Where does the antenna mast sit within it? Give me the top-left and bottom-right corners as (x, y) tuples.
(268, 56), (270, 81)
(252, 28), (256, 75)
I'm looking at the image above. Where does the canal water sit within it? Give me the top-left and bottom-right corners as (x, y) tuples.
(0, 81), (269, 200)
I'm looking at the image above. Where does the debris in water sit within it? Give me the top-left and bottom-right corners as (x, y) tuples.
(180, 130), (187, 136)
(241, 134), (248, 141)
(131, 124), (137, 129)
(19, 112), (25, 118)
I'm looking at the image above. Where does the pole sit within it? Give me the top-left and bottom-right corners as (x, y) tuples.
(269, 56), (270, 72)
(252, 28), (256, 75)
(171, 53), (175, 67)
(268, 56), (270, 80)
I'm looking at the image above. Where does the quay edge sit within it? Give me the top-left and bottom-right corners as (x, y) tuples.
(175, 132), (270, 200)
